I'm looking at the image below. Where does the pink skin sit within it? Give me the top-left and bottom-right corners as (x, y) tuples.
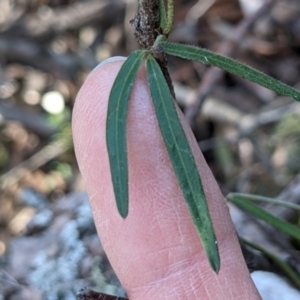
(72, 58), (261, 299)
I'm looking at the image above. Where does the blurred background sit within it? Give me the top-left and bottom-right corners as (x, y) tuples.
(0, 0), (300, 299)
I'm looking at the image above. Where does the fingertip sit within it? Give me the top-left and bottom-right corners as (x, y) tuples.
(89, 56), (127, 76)
(72, 56), (261, 299)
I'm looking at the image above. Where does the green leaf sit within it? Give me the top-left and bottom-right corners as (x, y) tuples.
(159, 0), (167, 32)
(106, 50), (145, 218)
(164, 0), (174, 35)
(242, 238), (300, 289)
(229, 193), (300, 211)
(146, 55), (220, 273)
(227, 194), (300, 242)
(161, 42), (300, 102)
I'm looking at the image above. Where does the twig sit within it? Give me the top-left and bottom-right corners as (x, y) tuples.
(131, 1), (175, 97)
(185, 0), (278, 126)
(130, 0), (160, 49)
(0, 102), (56, 137)
(77, 288), (128, 300)
(0, 140), (69, 190)
(4, 0), (126, 40)
(0, 36), (87, 80)
(153, 45), (175, 98)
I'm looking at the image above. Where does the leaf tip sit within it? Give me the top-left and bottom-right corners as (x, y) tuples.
(209, 248), (220, 274)
(117, 203), (128, 219)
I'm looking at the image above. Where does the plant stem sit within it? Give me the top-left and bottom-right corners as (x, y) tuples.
(130, 1), (175, 97)
(152, 45), (175, 98)
(130, 0), (161, 49)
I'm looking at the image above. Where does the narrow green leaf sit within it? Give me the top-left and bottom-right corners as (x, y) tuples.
(230, 193), (300, 211)
(242, 238), (300, 289)
(227, 194), (300, 242)
(164, 0), (174, 35)
(159, 0), (167, 32)
(146, 55), (220, 272)
(106, 50), (145, 218)
(161, 42), (300, 102)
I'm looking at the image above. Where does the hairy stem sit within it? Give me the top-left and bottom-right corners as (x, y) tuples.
(130, 0), (161, 49)
(152, 45), (175, 98)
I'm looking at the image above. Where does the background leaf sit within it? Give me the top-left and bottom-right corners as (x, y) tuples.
(242, 239), (300, 289)
(229, 193), (300, 211)
(146, 55), (220, 272)
(161, 42), (300, 102)
(227, 194), (300, 242)
(106, 50), (145, 218)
